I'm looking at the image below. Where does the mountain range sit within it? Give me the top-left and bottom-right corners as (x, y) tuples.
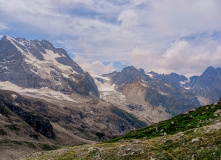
(0, 36), (220, 159)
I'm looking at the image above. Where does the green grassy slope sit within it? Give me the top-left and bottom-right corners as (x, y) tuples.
(19, 100), (221, 160)
(107, 100), (221, 143)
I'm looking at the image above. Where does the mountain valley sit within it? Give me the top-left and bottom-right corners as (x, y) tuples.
(0, 36), (220, 159)
(19, 98), (221, 160)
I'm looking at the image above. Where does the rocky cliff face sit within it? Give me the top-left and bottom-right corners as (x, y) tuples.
(0, 90), (55, 139)
(98, 65), (221, 118)
(0, 36), (99, 97)
(117, 66), (199, 115)
(0, 88), (147, 160)
(191, 66), (221, 105)
(149, 72), (188, 88)
(0, 36), (149, 137)
(111, 66), (152, 86)
(146, 67), (221, 106)
(93, 66), (200, 125)
(0, 84), (146, 140)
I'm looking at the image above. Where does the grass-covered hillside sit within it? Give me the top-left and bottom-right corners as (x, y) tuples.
(107, 100), (221, 143)
(19, 100), (221, 160)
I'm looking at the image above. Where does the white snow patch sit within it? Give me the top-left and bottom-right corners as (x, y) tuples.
(91, 74), (116, 92)
(158, 90), (167, 95)
(99, 83), (116, 92)
(11, 94), (17, 99)
(140, 79), (148, 87)
(23, 49), (78, 82)
(183, 87), (190, 90)
(180, 78), (190, 89)
(42, 49), (63, 60)
(180, 81), (186, 85)
(0, 81), (78, 103)
(6, 36), (78, 82)
(92, 74), (126, 104)
(147, 73), (154, 78)
(165, 83), (172, 88)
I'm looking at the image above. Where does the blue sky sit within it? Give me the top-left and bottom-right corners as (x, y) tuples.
(0, 0), (221, 76)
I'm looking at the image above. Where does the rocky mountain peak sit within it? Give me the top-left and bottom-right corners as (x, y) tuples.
(191, 66), (221, 105)
(147, 71), (188, 88)
(201, 66), (220, 77)
(1, 35), (9, 41)
(205, 66), (216, 71)
(0, 36), (99, 97)
(112, 66), (151, 86)
(40, 39), (54, 47)
(166, 72), (188, 83)
(121, 65), (137, 72)
(195, 66), (220, 87)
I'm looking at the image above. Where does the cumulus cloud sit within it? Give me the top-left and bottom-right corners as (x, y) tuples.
(0, 0), (221, 75)
(130, 40), (221, 77)
(74, 55), (116, 75)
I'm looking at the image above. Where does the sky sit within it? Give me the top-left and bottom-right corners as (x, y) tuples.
(0, 0), (221, 77)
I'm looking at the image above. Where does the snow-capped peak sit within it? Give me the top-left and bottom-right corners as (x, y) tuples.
(146, 73), (154, 79)
(0, 36), (99, 97)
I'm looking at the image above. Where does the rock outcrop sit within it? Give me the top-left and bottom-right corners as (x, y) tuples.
(0, 36), (99, 97)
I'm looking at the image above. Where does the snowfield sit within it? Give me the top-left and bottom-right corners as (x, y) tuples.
(0, 81), (77, 103)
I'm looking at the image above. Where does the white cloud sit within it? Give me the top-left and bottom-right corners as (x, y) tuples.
(118, 10), (138, 28)
(0, 23), (8, 32)
(74, 55), (116, 75)
(130, 40), (221, 77)
(130, 48), (159, 72)
(61, 0), (93, 5)
(0, 0), (221, 75)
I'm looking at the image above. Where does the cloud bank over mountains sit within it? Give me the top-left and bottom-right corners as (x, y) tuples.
(0, 0), (221, 75)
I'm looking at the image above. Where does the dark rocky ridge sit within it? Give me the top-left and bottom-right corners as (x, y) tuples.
(104, 66), (200, 116)
(111, 107), (146, 132)
(192, 66), (221, 104)
(111, 66), (152, 86)
(144, 67), (221, 106)
(0, 88), (149, 160)
(0, 89), (146, 139)
(150, 72), (188, 88)
(0, 36), (99, 97)
(0, 90), (55, 138)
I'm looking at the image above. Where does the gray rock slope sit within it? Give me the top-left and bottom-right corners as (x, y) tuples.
(102, 66), (200, 116)
(191, 66), (221, 105)
(0, 36), (99, 97)
(0, 89), (146, 160)
(98, 65), (221, 120)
